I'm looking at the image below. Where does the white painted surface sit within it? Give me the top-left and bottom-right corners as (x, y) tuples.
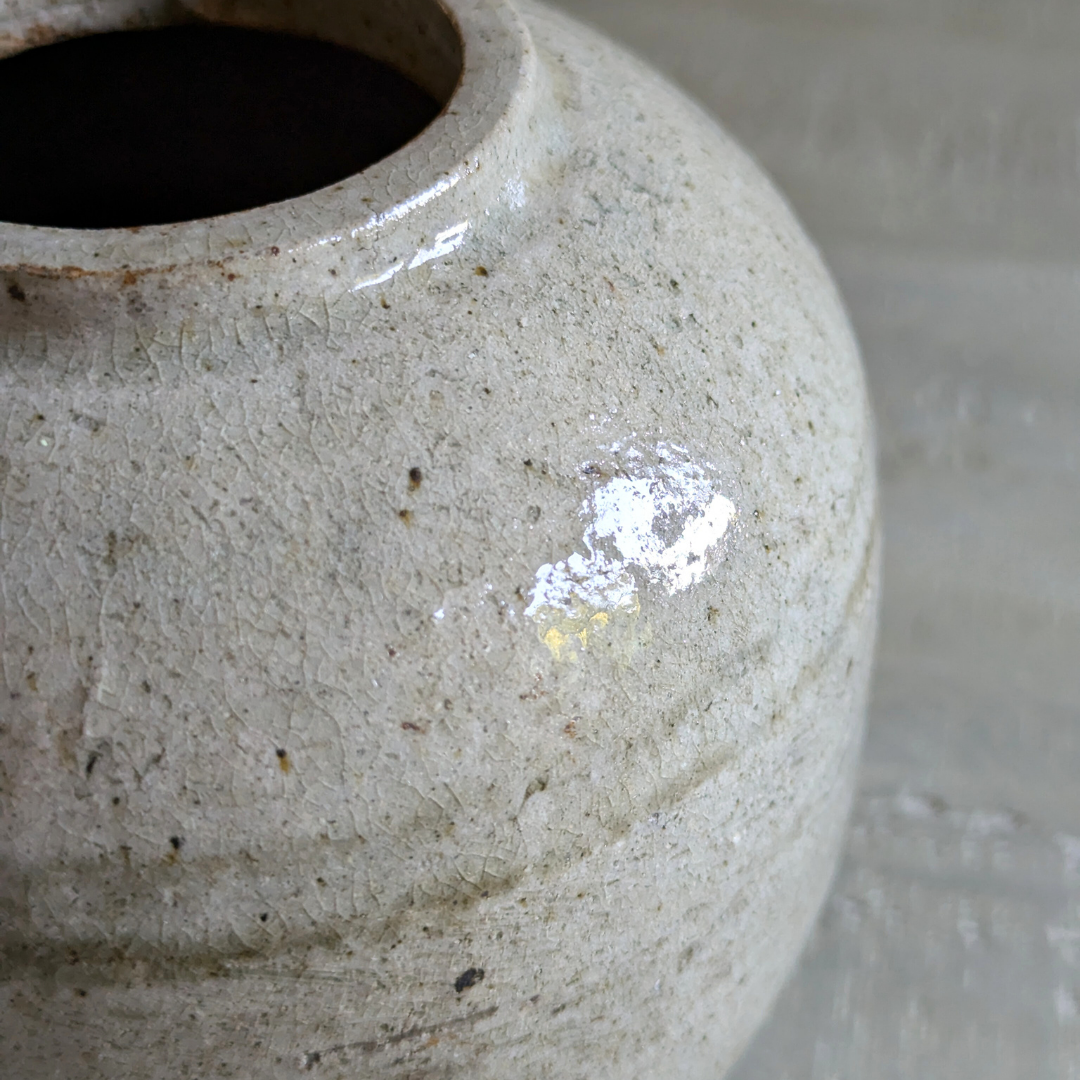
(552, 1), (1080, 1075)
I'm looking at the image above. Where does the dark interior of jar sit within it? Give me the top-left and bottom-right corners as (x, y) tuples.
(0, 19), (454, 229)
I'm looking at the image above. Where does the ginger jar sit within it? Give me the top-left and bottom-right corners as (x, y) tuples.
(0, 0), (879, 1076)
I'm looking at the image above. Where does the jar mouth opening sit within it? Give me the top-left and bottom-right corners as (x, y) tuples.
(0, 0), (530, 274)
(0, 0), (464, 96)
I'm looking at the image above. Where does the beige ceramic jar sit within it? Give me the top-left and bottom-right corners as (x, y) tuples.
(0, 1), (879, 1077)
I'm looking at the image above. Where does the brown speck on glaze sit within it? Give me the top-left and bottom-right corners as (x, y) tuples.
(275, 748), (291, 774)
(454, 967), (485, 993)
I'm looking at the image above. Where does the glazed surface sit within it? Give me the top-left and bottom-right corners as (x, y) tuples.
(557, 3), (1080, 1078)
(0, 1), (878, 1076)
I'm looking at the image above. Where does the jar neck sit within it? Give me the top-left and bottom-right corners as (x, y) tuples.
(0, 0), (537, 324)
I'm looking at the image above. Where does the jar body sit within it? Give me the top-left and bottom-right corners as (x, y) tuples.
(0, 2), (879, 1077)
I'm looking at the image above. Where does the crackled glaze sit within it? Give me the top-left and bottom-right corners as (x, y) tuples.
(0, 1), (879, 1077)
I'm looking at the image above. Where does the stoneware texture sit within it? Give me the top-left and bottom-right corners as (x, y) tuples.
(0, 1), (879, 1078)
(553, 4), (1080, 1077)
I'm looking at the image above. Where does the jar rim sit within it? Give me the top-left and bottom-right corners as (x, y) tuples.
(0, 0), (534, 279)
